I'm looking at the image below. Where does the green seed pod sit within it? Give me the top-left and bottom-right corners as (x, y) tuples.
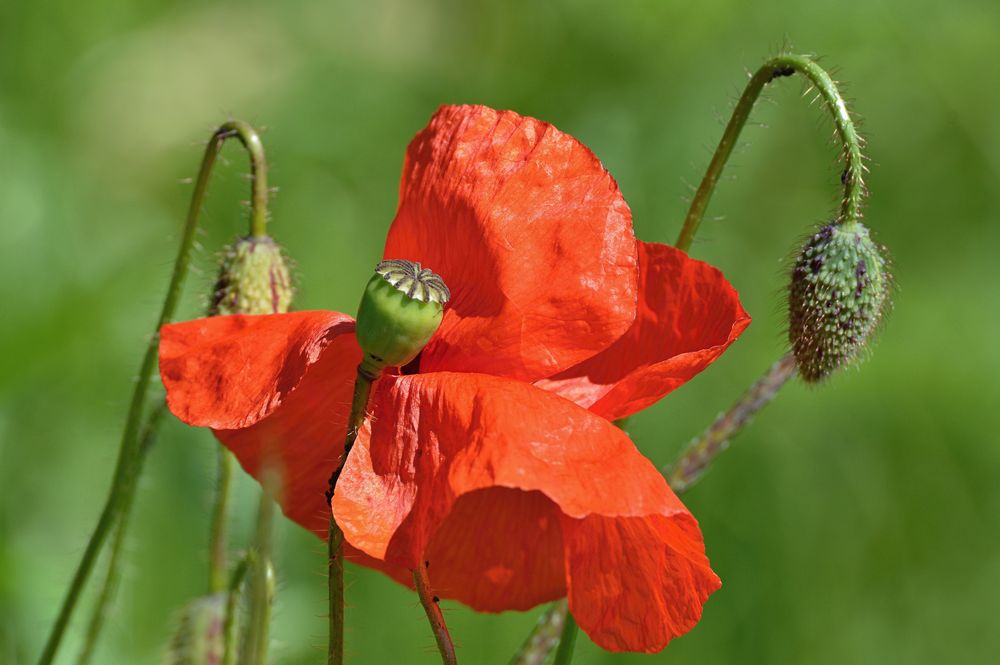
(788, 221), (890, 382)
(166, 593), (227, 665)
(210, 235), (294, 315)
(355, 259), (450, 375)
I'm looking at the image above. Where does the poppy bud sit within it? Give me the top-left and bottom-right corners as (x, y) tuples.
(166, 593), (227, 665)
(210, 235), (294, 316)
(788, 221), (890, 382)
(355, 259), (450, 375)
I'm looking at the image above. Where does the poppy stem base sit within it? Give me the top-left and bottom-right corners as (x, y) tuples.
(412, 562), (458, 665)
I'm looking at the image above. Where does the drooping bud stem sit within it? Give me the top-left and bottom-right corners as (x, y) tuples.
(38, 120), (275, 665)
(675, 53), (867, 252)
(789, 222), (889, 381)
(327, 260), (450, 665)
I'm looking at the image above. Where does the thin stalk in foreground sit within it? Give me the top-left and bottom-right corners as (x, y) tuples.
(76, 402), (168, 665)
(551, 611), (578, 665)
(209, 449), (235, 594)
(675, 53), (866, 252)
(507, 600), (568, 665)
(327, 365), (377, 665)
(665, 353), (798, 492)
(223, 553), (253, 665)
(413, 562), (458, 665)
(240, 475), (278, 665)
(36, 120), (266, 665)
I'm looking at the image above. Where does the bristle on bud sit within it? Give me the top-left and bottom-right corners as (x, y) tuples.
(210, 235), (294, 316)
(788, 221), (890, 382)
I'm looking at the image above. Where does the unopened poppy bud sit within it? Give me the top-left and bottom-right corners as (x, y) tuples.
(210, 235), (294, 316)
(355, 259), (450, 375)
(166, 593), (226, 665)
(788, 221), (890, 382)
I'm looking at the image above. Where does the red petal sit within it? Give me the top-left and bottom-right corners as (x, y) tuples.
(384, 104), (638, 382)
(159, 311), (360, 535)
(536, 242), (750, 420)
(332, 371), (717, 649)
(562, 513), (720, 652)
(159, 311), (356, 430)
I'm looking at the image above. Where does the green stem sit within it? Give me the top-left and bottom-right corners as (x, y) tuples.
(327, 365), (378, 665)
(209, 449), (234, 594)
(76, 402), (168, 665)
(241, 478), (278, 665)
(675, 53), (865, 253)
(36, 120), (269, 665)
(223, 552), (253, 665)
(551, 611), (578, 665)
(222, 119), (270, 238)
(665, 353), (798, 492)
(507, 600), (568, 665)
(412, 562), (458, 665)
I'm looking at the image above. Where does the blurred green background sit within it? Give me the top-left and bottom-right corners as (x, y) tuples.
(2, 0), (998, 663)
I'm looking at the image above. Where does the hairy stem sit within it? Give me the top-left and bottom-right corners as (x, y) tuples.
(665, 353), (798, 492)
(327, 365), (378, 665)
(413, 562), (458, 665)
(507, 600), (568, 665)
(76, 402), (168, 665)
(675, 53), (865, 252)
(223, 553), (253, 665)
(241, 477), (278, 665)
(209, 449), (235, 594)
(551, 610), (578, 665)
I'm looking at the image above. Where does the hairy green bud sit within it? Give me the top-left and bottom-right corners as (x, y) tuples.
(210, 235), (294, 316)
(166, 594), (227, 665)
(788, 221), (889, 382)
(355, 259), (450, 375)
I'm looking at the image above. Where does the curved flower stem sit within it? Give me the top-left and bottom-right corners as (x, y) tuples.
(412, 561), (458, 665)
(507, 600), (567, 665)
(665, 353), (798, 492)
(36, 120), (270, 665)
(209, 449), (235, 594)
(675, 53), (866, 253)
(326, 365), (378, 665)
(76, 401), (167, 665)
(551, 611), (578, 665)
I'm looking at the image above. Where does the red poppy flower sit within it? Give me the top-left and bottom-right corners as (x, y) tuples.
(159, 105), (750, 653)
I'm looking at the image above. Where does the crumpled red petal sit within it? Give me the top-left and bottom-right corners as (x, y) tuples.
(536, 242), (751, 420)
(384, 104), (639, 382)
(159, 311), (356, 430)
(160, 311), (360, 534)
(331, 371), (718, 651)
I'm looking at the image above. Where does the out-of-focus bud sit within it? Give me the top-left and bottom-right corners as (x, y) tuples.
(788, 221), (890, 382)
(210, 235), (294, 316)
(166, 593), (227, 665)
(355, 259), (450, 375)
